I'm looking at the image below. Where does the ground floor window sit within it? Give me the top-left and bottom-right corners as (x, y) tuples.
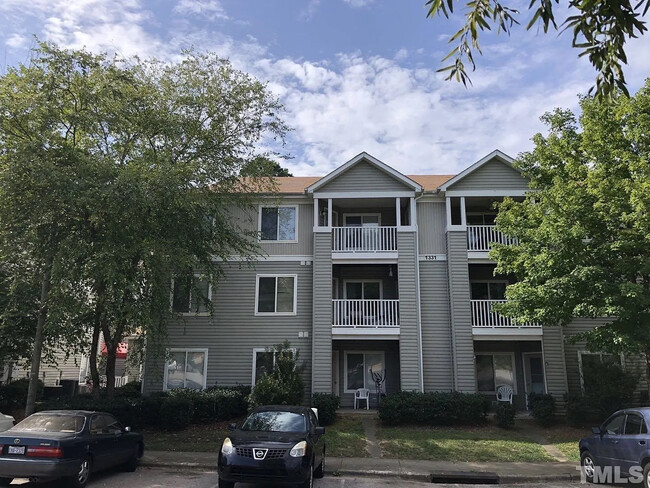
(578, 351), (623, 391)
(344, 351), (385, 392)
(164, 349), (208, 390)
(475, 353), (515, 393)
(252, 347), (296, 385)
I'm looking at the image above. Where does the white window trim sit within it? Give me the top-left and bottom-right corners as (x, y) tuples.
(258, 205), (299, 243)
(343, 350), (386, 393)
(163, 348), (209, 391)
(342, 279), (383, 299)
(577, 350), (626, 392)
(170, 275), (212, 317)
(469, 280), (509, 300)
(255, 274), (298, 316)
(251, 347), (297, 386)
(343, 213), (382, 227)
(475, 352), (517, 394)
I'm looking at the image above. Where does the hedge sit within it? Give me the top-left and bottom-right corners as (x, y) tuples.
(0, 379), (44, 411)
(312, 393), (340, 426)
(378, 391), (489, 426)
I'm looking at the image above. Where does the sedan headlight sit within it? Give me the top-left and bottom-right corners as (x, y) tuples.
(221, 437), (233, 455)
(290, 441), (307, 458)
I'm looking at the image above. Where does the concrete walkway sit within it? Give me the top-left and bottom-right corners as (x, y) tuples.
(141, 451), (582, 484)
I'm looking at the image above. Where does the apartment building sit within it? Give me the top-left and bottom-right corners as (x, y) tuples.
(142, 150), (648, 409)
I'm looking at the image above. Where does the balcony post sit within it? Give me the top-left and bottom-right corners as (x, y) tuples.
(410, 197), (416, 227)
(314, 198), (320, 227)
(460, 197), (467, 226)
(327, 198), (332, 227)
(395, 197), (401, 227)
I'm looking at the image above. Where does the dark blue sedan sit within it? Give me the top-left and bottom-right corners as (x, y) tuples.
(0, 410), (144, 488)
(580, 408), (650, 486)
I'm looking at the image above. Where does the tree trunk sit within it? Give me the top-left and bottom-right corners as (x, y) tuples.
(89, 320), (101, 399)
(104, 342), (117, 400)
(25, 258), (52, 417)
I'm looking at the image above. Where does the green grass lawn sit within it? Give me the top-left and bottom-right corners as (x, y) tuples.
(142, 419), (238, 452)
(323, 415), (368, 458)
(539, 424), (590, 462)
(377, 424), (555, 462)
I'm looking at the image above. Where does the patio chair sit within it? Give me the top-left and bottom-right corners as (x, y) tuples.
(354, 388), (370, 410)
(496, 385), (513, 404)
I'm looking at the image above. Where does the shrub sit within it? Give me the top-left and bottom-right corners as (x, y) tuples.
(0, 379), (44, 411)
(528, 393), (556, 427)
(312, 393), (340, 426)
(115, 381), (142, 398)
(378, 391), (489, 426)
(565, 394), (598, 428)
(169, 388), (248, 423)
(249, 341), (304, 409)
(159, 396), (194, 431)
(582, 359), (637, 420)
(495, 402), (516, 429)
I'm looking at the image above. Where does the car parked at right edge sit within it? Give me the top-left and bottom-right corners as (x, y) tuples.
(580, 407), (650, 487)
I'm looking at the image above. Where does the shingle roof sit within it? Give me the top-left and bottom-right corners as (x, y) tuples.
(274, 174), (455, 194)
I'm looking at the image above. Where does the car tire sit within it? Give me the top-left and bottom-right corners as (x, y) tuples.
(314, 448), (325, 478)
(65, 455), (92, 488)
(643, 462), (650, 488)
(580, 450), (596, 484)
(123, 445), (140, 472)
(0, 478), (12, 487)
(218, 477), (235, 488)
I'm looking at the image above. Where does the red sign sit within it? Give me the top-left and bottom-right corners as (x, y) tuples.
(100, 342), (128, 359)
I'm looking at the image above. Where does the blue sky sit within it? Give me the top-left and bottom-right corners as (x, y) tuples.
(1, 0), (649, 176)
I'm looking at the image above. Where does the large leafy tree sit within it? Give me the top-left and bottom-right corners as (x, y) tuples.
(491, 79), (650, 375)
(426, 0), (649, 98)
(0, 43), (287, 410)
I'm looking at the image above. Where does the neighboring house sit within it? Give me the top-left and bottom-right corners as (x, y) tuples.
(141, 150), (648, 410)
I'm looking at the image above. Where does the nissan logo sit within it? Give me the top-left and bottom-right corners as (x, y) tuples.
(253, 448), (268, 460)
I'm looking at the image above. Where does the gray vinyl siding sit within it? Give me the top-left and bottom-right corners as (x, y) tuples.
(446, 231), (476, 391)
(563, 318), (649, 398)
(332, 340), (400, 408)
(31, 350), (84, 386)
(143, 261), (314, 396)
(397, 231), (422, 391)
(319, 160), (413, 192)
(541, 325), (569, 411)
(417, 202), (446, 255)
(229, 202), (313, 256)
(311, 232), (333, 393)
(419, 260), (454, 391)
(447, 158), (529, 191)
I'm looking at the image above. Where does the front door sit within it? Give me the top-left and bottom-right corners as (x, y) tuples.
(332, 351), (339, 395)
(523, 353), (546, 405)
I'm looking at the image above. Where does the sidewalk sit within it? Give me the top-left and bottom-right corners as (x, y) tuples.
(141, 451), (582, 484)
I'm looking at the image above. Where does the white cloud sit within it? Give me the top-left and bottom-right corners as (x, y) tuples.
(173, 0), (228, 20)
(342, 0), (375, 7)
(5, 33), (28, 49)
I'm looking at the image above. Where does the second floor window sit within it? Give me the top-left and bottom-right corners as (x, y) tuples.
(256, 275), (296, 315)
(260, 206), (297, 241)
(172, 276), (211, 314)
(470, 281), (506, 300)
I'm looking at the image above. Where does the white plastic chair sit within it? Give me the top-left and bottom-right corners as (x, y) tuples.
(354, 388), (370, 410)
(496, 385), (514, 404)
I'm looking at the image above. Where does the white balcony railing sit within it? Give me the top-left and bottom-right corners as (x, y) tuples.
(332, 299), (400, 328)
(332, 226), (397, 252)
(471, 300), (538, 328)
(467, 225), (517, 252)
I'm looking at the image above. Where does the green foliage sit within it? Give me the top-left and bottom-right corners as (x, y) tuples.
(492, 82), (650, 363)
(168, 388), (248, 423)
(528, 393), (556, 427)
(582, 360), (637, 419)
(565, 394), (595, 428)
(312, 393), (340, 426)
(0, 379), (43, 411)
(249, 341), (305, 409)
(114, 381), (142, 399)
(425, 0), (649, 98)
(378, 391), (489, 426)
(159, 396), (194, 431)
(495, 402), (516, 429)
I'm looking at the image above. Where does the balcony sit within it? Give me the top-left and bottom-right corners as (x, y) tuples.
(331, 226), (398, 263)
(332, 299), (400, 336)
(471, 299), (541, 335)
(467, 225), (517, 252)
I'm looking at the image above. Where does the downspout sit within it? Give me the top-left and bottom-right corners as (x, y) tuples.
(414, 192), (425, 392)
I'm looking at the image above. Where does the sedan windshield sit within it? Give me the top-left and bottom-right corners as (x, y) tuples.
(241, 411), (306, 433)
(12, 414), (85, 433)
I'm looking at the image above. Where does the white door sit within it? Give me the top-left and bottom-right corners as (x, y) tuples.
(331, 351), (339, 395)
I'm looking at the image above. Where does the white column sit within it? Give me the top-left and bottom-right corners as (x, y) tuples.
(410, 197), (416, 227)
(446, 197), (452, 228)
(327, 198), (332, 227)
(314, 198), (320, 227)
(396, 197), (401, 227)
(460, 197), (467, 226)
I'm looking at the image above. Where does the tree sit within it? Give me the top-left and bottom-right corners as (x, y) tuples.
(426, 0), (650, 98)
(491, 79), (650, 377)
(0, 42), (288, 408)
(242, 155), (293, 177)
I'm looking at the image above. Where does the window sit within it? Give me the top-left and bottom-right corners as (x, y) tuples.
(344, 280), (382, 299)
(475, 353), (515, 393)
(164, 349), (208, 390)
(344, 214), (381, 227)
(344, 351), (385, 392)
(252, 347), (296, 385)
(603, 414), (625, 435)
(172, 275), (211, 314)
(255, 275), (297, 315)
(624, 414), (647, 435)
(470, 281), (507, 300)
(578, 351), (624, 391)
(260, 206), (297, 241)
(466, 213), (497, 225)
